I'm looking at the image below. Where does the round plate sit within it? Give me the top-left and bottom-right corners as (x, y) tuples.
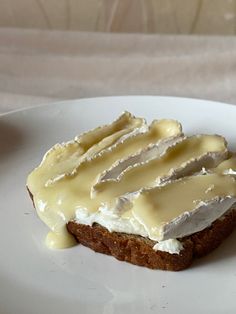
(1, 96), (236, 314)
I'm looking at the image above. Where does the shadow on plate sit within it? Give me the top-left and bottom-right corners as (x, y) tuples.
(0, 121), (24, 160)
(192, 229), (236, 269)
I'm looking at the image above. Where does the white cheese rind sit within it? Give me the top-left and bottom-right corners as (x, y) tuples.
(74, 111), (145, 150)
(91, 135), (228, 197)
(45, 125), (147, 186)
(93, 150), (228, 212)
(93, 136), (183, 185)
(160, 197), (236, 240)
(35, 111), (147, 188)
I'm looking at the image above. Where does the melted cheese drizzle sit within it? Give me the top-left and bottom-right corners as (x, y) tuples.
(27, 116), (182, 248)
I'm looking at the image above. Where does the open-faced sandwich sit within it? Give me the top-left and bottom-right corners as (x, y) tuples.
(27, 112), (236, 271)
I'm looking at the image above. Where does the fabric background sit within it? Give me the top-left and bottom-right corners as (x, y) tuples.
(1, 28), (236, 114)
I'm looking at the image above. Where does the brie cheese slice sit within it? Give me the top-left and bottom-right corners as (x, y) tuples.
(76, 173), (236, 244)
(130, 173), (236, 241)
(92, 135), (228, 201)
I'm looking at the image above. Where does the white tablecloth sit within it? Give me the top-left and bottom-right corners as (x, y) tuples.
(1, 28), (236, 114)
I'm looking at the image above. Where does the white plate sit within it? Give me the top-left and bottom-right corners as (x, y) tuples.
(1, 96), (236, 314)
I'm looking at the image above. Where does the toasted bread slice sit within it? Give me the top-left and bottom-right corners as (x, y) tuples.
(67, 210), (236, 271)
(28, 188), (236, 270)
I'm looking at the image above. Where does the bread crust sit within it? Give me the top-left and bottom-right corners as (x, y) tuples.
(28, 187), (236, 270)
(67, 210), (236, 271)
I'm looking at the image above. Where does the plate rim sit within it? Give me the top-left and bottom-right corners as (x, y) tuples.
(1, 95), (235, 118)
